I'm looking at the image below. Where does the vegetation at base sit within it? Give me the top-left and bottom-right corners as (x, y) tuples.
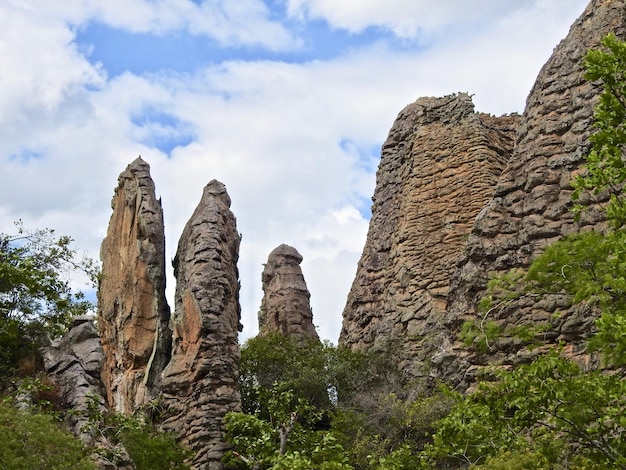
(81, 393), (192, 469)
(224, 333), (452, 469)
(0, 401), (95, 469)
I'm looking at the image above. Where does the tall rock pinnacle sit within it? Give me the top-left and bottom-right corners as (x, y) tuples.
(340, 93), (519, 377)
(258, 244), (319, 342)
(98, 157), (172, 414)
(438, 0), (626, 386)
(160, 180), (242, 470)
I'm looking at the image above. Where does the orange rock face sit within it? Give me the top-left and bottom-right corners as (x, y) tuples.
(98, 157), (172, 414)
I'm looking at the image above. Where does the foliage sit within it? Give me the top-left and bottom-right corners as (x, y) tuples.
(117, 419), (191, 470)
(0, 401), (95, 469)
(230, 333), (453, 469)
(0, 221), (98, 388)
(224, 386), (353, 469)
(80, 395), (191, 470)
(425, 352), (626, 468)
(458, 318), (501, 353)
(573, 33), (626, 228)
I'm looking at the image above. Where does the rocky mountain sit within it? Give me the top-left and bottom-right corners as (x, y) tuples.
(258, 244), (319, 342)
(39, 0), (626, 467)
(438, 0), (626, 387)
(339, 93), (519, 379)
(340, 0), (626, 388)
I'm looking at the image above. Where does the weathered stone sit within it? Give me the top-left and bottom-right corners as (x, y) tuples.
(438, 0), (626, 387)
(160, 180), (242, 470)
(339, 93), (519, 378)
(43, 318), (106, 443)
(42, 318), (134, 470)
(258, 244), (319, 342)
(98, 157), (172, 414)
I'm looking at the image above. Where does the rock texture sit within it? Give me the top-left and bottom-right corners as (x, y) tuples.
(339, 93), (519, 377)
(258, 244), (319, 342)
(160, 180), (242, 470)
(43, 317), (133, 469)
(98, 157), (172, 414)
(436, 0), (626, 387)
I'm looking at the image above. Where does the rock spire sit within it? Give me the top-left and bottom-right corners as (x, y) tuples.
(258, 244), (319, 342)
(160, 180), (242, 469)
(98, 157), (172, 414)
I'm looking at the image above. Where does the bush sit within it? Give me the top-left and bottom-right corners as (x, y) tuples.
(0, 402), (95, 469)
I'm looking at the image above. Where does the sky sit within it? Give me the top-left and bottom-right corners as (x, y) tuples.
(0, 0), (590, 344)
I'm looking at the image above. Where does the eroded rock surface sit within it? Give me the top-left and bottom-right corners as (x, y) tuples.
(98, 157), (172, 414)
(437, 0), (626, 387)
(160, 180), (242, 470)
(42, 317), (134, 469)
(339, 93), (519, 378)
(258, 244), (319, 342)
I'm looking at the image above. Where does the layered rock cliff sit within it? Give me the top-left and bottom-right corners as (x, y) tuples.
(340, 0), (626, 387)
(438, 0), (626, 386)
(339, 93), (519, 378)
(98, 157), (172, 414)
(258, 244), (319, 342)
(160, 180), (242, 470)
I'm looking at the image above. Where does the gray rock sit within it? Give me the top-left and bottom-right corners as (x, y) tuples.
(258, 244), (319, 342)
(160, 180), (242, 469)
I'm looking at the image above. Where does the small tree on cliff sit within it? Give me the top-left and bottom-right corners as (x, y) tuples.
(423, 33), (626, 469)
(0, 221), (97, 387)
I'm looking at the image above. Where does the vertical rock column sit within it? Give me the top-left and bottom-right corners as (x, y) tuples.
(160, 180), (242, 470)
(340, 93), (519, 378)
(98, 157), (172, 414)
(258, 244), (319, 342)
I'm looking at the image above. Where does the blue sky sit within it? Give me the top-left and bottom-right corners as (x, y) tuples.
(0, 0), (589, 342)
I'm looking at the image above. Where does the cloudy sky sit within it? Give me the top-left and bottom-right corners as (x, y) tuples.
(0, 0), (589, 343)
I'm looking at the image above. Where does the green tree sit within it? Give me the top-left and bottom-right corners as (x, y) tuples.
(0, 221), (97, 387)
(228, 333), (452, 469)
(0, 401), (96, 469)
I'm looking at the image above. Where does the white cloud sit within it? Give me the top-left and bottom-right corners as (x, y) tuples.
(0, 1), (591, 343)
(286, 0), (527, 39)
(19, 0), (298, 50)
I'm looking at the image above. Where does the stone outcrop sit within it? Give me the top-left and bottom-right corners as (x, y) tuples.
(160, 180), (242, 470)
(258, 244), (319, 342)
(436, 0), (626, 387)
(42, 317), (134, 469)
(98, 157), (172, 414)
(339, 93), (519, 378)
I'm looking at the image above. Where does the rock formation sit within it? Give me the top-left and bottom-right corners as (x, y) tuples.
(258, 244), (319, 342)
(436, 0), (626, 387)
(98, 157), (172, 414)
(160, 180), (242, 470)
(339, 93), (519, 378)
(42, 317), (134, 469)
